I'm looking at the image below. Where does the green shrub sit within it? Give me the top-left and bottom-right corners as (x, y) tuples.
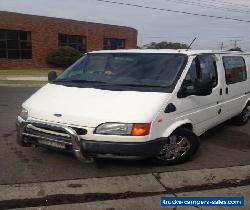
(47, 46), (83, 68)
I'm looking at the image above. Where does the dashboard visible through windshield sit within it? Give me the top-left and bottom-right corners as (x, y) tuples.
(54, 53), (188, 92)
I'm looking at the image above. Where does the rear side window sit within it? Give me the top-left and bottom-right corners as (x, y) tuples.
(222, 56), (247, 85)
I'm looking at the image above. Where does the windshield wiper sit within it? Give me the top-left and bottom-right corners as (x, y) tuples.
(113, 83), (167, 88)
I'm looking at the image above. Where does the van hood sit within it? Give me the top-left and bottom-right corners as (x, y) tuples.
(23, 84), (170, 127)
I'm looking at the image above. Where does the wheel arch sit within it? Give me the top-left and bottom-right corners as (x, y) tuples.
(162, 119), (194, 138)
(246, 99), (250, 106)
(242, 98), (250, 110)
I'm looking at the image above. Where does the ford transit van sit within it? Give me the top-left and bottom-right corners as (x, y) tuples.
(16, 50), (250, 165)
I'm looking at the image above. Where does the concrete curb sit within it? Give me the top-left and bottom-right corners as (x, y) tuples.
(155, 164), (250, 191)
(0, 174), (163, 201)
(0, 76), (47, 87)
(0, 76), (47, 81)
(17, 185), (250, 210)
(0, 84), (44, 87)
(0, 165), (249, 202)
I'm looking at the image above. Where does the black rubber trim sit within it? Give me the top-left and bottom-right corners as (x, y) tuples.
(81, 139), (164, 157)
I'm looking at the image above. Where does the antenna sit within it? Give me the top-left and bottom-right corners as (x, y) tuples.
(220, 42), (224, 50)
(186, 38), (197, 51)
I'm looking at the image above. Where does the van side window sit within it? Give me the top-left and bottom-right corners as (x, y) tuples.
(183, 54), (218, 91)
(222, 56), (247, 85)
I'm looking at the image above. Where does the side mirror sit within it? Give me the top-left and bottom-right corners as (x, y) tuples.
(194, 77), (213, 96)
(48, 71), (57, 82)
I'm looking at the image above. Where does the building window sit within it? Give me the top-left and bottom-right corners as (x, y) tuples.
(58, 33), (86, 53)
(103, 38), (126, 50)
(223, 56), (247, 85)
(0, 29), (32, 59)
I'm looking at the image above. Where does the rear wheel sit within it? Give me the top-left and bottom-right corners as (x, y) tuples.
(154, 128), (199, 165)
(231, 104), (250, 126)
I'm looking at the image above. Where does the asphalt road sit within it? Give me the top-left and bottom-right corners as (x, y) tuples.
(0, 87), (250, 185)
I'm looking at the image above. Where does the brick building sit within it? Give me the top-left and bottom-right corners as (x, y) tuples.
(0, 11), (137, 69)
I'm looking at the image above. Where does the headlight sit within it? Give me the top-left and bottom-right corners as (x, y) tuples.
(95, 123), (151, 136)
(20, 107), (28, 120)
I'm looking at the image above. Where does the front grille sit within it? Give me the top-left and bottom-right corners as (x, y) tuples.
(26, 126), (72, 144)
(31, 122), (68, 134)
(23, 121), (87, 146)
(29, 122), (87, 135)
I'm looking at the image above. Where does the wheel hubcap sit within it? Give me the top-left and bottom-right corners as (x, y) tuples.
(157, 135), (191, 161)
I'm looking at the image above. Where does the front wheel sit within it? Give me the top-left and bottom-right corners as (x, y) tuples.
(154, 128), (200, 165)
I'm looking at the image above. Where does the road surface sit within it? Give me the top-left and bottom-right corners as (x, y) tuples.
(0, 87), (249, 185)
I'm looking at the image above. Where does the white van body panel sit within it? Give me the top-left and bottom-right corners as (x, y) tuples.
(23, 83), (170, 142)
(242, 55), (250, 108)
(218, 55), (250, 122)
(24, 83), (170, 126)
(161, 119), (193, 138)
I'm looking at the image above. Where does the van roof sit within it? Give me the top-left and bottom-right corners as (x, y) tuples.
(90, 49), (250, 56)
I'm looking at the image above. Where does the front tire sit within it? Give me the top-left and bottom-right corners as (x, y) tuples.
(231, 104), (250, 126)
(154, 128), (200, 165)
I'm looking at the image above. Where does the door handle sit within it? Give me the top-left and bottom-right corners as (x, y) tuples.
(225, 87), (229, 94)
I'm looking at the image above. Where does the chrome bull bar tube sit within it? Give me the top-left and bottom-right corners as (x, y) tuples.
(16, 120), (94, 162)
(63, 127), (88, 162)
(16, 121), (29, 146)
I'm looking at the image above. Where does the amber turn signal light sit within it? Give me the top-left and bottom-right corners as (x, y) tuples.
(131, 123), (151, 136)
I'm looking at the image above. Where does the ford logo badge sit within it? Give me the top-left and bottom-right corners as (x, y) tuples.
(54, 113), (62, 117)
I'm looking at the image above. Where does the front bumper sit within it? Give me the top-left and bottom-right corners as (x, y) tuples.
(81, 139), (164, 158)
(16, 119), (164, 160)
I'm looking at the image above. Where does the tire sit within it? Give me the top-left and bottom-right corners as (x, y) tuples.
(231, 104), (250, 126)
(154, 128), (200, 165)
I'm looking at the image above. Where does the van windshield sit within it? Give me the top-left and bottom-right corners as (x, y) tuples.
(55, 53), (188, 92)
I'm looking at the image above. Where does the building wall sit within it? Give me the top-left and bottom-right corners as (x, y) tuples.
(0, 11), (137, 69)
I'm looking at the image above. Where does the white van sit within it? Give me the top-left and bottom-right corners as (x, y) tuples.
(16, 50), (250, 165)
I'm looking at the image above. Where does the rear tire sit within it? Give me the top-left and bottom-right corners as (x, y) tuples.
(231, 104), (250, 126)
(154, 128), (200, 165)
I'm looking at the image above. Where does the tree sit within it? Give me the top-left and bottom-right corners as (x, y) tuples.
(228, 47), (243, 52)
(47, 46), (83, 68)
(142, 41), (189, 49)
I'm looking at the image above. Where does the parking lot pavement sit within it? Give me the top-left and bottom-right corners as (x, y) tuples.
(0, 87), (250, 185)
